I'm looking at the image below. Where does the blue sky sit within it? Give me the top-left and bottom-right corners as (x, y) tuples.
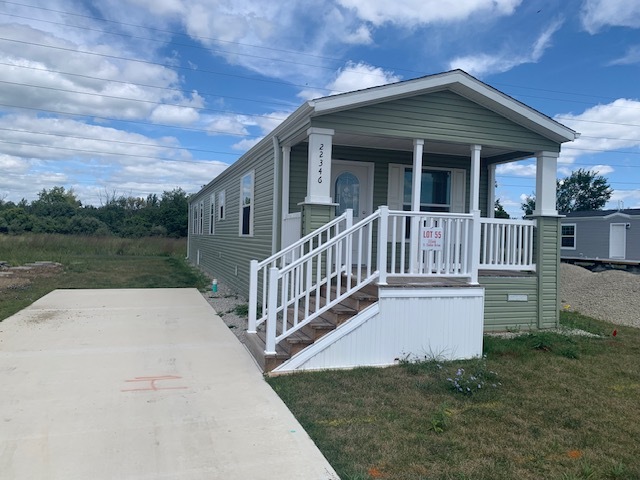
(0, 0), (639, 217)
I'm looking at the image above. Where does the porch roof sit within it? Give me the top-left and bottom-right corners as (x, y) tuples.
(307, 70), (579, 145)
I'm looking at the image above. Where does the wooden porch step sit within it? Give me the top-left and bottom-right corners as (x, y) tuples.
(248, 282), (380, 373)
(244, 331), (289, 372)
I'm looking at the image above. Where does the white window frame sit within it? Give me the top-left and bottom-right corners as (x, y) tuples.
(198, 201), (204, 235)
(209, 194), (215, 235)
(239, 171), (254, 237)
(192, 204), (198, 234)
(561, 223), (576, 250)
(401, 166), (453, 212)
(218, 190), (226, 220)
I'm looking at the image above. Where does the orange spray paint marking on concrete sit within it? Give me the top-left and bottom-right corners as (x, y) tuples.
(121, 375), (188, 392)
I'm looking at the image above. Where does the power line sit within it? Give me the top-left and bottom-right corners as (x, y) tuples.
(0, 36), (330, 93)
(0, 102), (258, 138)
(0, 79), (289, 124)
(2, 0), (635, 106)
(0, 139), (233, 164)
(0, 61), (295, 109)
(0, 126), (240, 156)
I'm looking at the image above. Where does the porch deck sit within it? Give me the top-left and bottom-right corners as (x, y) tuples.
(382, 270), (535, 288)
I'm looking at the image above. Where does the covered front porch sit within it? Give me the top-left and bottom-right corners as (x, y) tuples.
(245, 71), (576, 372)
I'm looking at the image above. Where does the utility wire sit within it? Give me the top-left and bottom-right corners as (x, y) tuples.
(0, 139), (233, 164)
(0, 79), (289, 124)
(0, 61), (295, 109)
(1, 0), (633, 105)
(0, 126), (240, 156)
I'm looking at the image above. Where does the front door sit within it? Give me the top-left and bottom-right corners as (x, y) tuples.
(331, 161), (374, 264)
(609, 223), (626, 259)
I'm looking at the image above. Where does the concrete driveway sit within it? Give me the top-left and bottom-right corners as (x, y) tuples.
(0, 289), (338, 479)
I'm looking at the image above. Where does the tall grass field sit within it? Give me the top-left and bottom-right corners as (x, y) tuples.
(0, 234), (209, 321)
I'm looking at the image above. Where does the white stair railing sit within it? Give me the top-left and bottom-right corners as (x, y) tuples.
(263, 209), (382, 354)
(248, 209), (353, 333)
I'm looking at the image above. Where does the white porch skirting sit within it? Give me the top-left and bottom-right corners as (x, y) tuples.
(272, 286), (485, 373)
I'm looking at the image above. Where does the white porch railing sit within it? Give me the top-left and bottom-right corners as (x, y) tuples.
(249, 207), (537, 355)
(248, 209), (353, 334)
(387, 210), (475, 278)
(479, 217), (536, 270)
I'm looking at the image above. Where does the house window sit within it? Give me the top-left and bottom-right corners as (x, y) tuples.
(401, 168), (451, 238)
(240, 171), (254, 236)
(209, 194), (215, 235)
(561, 224), (576, 249)
(403, 168), (451, 212)
(218, 190), (226, 220)
(192, 204), (198, 234)
(199, 201), (204, 235)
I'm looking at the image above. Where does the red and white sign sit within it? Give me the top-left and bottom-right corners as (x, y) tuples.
(420, 226), (443, 250)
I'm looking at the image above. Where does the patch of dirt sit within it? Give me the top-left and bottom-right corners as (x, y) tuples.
(0, 261), (64, 293)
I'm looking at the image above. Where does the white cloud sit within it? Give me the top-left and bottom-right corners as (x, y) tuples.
(0, 24), (202, 125)
(496, 163), (536, 177)
(336, 0), (521, 26)
(449, 18), (563, 76)
(232, 138), (263, 151)
(205, 115), (251, 136)
(342, 25), (374, 45)
(609, 45), (640, 65)
(581, 0), (640, 34)
(150, 105), (200, 125)
(327, 62), (401, 94)
(556, 99), (640, 162)
(610, 190), (640, 209)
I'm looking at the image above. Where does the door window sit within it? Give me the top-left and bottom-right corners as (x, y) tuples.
(335, 172), (360, 217)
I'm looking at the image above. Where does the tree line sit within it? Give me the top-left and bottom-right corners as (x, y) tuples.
(0, 187), (189, 238)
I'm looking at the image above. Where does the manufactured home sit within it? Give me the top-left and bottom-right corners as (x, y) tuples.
(561, 209), (640, 262)
(188, 70), (579, 373)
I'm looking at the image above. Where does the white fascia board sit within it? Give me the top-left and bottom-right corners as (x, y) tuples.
(603, 212), (632, 220)
(311, 71), (460, 114)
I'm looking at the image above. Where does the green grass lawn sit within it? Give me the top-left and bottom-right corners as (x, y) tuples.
(269, 313), (640, 480)
(0, 234), (209, 321)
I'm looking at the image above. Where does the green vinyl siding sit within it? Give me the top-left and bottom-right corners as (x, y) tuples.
(312, 90), (559, 153)
(287, 144), (486, 216)
(188, 147), (276, 298)
(536, 216), (561, 329)
(481, 276), (538, 331)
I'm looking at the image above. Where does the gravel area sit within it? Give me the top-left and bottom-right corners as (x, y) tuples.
(560, 263), (640, 329)
(201, 263), (640, 347)
(201, 283), (248, 344)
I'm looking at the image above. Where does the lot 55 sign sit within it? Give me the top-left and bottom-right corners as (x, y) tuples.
(420, 225), (443, 250)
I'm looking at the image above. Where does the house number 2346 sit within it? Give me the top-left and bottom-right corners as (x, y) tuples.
(317, 143), (324, 183)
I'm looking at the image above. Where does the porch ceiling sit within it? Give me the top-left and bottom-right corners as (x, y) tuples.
(330, 131), (531, 162)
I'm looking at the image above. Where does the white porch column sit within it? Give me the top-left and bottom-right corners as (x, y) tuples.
(469, 145), (481, 212)
(304, 127), (334, 204)
(410, 139), (424, 273)
(468, 145), (482, 284)
(281, 145), (291, 220)
(533, 151), (559, 216)
(488, 163), (496, 218)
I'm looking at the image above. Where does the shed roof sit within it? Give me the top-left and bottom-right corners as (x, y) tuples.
(562, 209), (640, 218)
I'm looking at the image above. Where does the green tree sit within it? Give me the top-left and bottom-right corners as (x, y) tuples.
(556, 169), (612, 213)
(494, 199), (510, 219)
(521, 169), (613, 216)
(158, 188), (189, 237)
(30, 186), (81, 219)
